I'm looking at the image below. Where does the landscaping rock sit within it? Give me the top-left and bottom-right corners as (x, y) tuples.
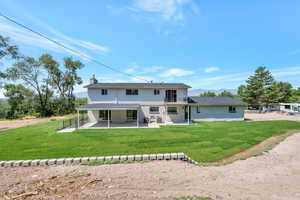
(112, 156), (120, 160)
(127, 155), (134, 161)
(134, 155), (142, 161)
(31, 160), (40, 166)
(149, 154), (157, 160)
(39, 160), (48, 166)
(73, 158), (81, 164)
(56, 159), (65, 165)
(120, 155), (127, 160)
(64, 158), (73, 165)
(96, 157), (105, 161)
(13, 160), (23, 167)
(157, 154), (164, 160)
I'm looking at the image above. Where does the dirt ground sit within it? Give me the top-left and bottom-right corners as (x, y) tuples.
(0, 115), (73, 131)
(245, 112), (300, 122)
(1, 132), (300, 200)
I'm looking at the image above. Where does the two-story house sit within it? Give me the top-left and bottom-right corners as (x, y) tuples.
(77, 78), (247, 128)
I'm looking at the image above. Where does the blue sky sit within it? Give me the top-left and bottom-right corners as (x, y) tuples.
(0, 0), (300, 97)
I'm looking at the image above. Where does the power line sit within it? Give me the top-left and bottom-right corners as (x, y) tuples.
(0, 12), (150, 82)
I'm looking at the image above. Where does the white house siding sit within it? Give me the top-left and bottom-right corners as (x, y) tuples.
(190, 106), (245, 121)
(86, 88), (188, 123)
(87, 88), (188, 105)
(140, 105), (185, 123)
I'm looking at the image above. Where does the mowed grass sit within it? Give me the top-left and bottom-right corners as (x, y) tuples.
(0, 120), (300, 162)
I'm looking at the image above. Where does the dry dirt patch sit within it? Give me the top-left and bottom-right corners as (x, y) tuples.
(0, 115), (73, 131)
(1, 172), (102, 199)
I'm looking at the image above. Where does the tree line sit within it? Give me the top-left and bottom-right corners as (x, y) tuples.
(0, 35), (85, 119)
(200, 66), (300, 109)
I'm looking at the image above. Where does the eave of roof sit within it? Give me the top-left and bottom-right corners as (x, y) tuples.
(188, 96), (247, 106)
(77, 103), (140, 110)
(84, 82), (191, 89)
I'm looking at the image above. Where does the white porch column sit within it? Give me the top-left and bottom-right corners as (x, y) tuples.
(77, 110), (80, 129)
(165, 105), (167, 125)
(108, 110), (110, 128)
(137, 109), (139, 128)
(187, 105), (190, 124)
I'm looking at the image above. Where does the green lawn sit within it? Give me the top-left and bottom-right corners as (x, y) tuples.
(1, 120), (300, 162)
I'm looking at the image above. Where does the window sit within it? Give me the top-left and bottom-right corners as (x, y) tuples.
(101, 89), (107, 95)
(197, 106), (201, 113)
(154, 89), (160, 95)
(99, 110), (111, 120)
(229, 106), (236, 113)
(167, 107), (177, 114)
(126, 89), (138, 95)
(149, 106), (159, 114)
(284, 105), (291, 109)
(127, 110), (137, 120)
(165, 90), (177, 102)
(293, 106), (298, 111)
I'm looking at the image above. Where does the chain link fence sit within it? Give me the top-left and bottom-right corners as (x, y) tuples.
(59, 112), (88, 130)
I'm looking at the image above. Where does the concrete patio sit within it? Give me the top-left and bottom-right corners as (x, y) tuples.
(80, 121), (151, 129)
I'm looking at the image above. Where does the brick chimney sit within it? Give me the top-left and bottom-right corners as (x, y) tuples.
(90, 74), (98, 84)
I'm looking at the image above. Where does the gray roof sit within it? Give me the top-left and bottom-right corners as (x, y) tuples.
(188, 96), (247, 106)
(77, 103), (140, 110)
(84, 82), (191, 89)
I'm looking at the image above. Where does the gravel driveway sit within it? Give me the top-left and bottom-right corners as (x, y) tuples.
(1, 133), (300, 200)
(245, 112), (300, 122)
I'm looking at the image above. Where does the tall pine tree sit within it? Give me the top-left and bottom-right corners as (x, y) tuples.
(240, 66), (274, 109)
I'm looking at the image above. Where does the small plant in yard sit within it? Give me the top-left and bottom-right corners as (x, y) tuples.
(175, 196), (213, 200)
(81, 159), (150, 166)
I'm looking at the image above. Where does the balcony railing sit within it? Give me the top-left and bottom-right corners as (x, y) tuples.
(164, 97), (177, 103)
(164, 97), (188, 103)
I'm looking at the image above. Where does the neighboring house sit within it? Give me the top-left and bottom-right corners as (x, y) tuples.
(279, 103), (300, 114)
(77, 79), (247, 128)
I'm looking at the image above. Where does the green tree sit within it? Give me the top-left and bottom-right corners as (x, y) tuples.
(6, 56), (53, 117)
(200, 92), (216, 97)
(290, 88), (300, 102)
(270, 81), (293, 103)
(0, 101), (9, 119)
(239, 66), (274, 109)
(4, 84), (34, 119)
(0, 35), (19, 84)
(237, 85), (246, 98)
(40, 54), (84, 114)
(218, 90), (234, 97)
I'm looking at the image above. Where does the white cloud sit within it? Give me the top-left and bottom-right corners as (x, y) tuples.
(194, 66), (300, 88)
(70, 40), (109, 55)
(0, 17), (109, 60)
(131, 0), (198, 21)
(126, 63), (164, 74)
(131, 75), (155, 82)
(272, 66), (300, 77)
(204, 66), (220, 73)
(126, 68), (136, 73)
(160, 68), (194, 78)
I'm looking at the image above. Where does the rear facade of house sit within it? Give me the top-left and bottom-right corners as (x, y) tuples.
(77, 80), (247, 125)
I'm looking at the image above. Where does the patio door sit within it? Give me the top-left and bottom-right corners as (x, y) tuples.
(127, 110), (137, 120)
(99, 110), (111, 120)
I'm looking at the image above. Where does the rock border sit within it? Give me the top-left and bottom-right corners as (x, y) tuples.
(0, 153), (198, 167)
